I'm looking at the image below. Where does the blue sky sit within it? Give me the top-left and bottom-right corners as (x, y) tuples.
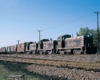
(0, 0), (100, 47)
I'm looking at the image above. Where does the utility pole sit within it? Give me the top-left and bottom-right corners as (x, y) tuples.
(37, 30), (42, 41)
(94, 11), (100, 53)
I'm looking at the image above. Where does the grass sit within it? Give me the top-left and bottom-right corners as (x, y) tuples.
(0, 61), (67, 80)
(0, 61), (40, 80)
(0, 64), (9, 80)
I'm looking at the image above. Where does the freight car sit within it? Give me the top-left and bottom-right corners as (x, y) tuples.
(0, 47), (6, 54)
(6, 45), (17, 54)
(6, 46), (11, 53)
(17, 43), (26, 53)
(17, 42), (33, 54)
(10, 45), (17, 53)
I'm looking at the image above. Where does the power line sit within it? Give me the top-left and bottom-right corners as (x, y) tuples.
(42, 12), (93, 31)
(94, 11), (100, 53)
(37, 30), (42, 41)
(19, 12), (93, 42)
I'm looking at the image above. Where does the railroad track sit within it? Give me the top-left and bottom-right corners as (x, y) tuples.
(0, 54), (100, 63)
(0, 55), (100, 71)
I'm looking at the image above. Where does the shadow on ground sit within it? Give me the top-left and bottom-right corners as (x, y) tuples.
(0, 60), (68, 80)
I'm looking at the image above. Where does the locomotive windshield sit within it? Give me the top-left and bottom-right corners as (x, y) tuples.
(38, 39), (49, 44)
(63, 35), (71, 40)
(57, 34), (71, 41)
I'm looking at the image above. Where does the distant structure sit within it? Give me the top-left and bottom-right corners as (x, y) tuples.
(50, 38), (52, 41)
(72, 34), (73, 37)
(37, 30), (42, 41)
(76, 32), (79, 36)
(17, 40), (20, 44)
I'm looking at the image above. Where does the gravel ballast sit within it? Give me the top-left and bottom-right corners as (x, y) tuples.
(26, 64), (100, 80)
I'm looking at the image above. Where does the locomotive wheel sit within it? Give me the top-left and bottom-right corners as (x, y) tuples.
(40, 52), (43, 54)
(48, 51), (52, 54)
(32, 52), (35, 54)
(80, 52), (84, 54)
(47, 51), (49, 54)
(73, 50), (83, 54)
(66, 52), (70, 54)
(60, 51), (65, 54)
(45, 51), (49, 54)
(26, 52), (29, 54)
(84, 50), (87, 54)
(57, 51), (60, 54)
(45, 51), (48, 54)
(70, 50), (74, 54)
(64, 52), (67, 54)
(73, 50), (75, 54)
(38, 51), (42, 54)
(37, 51), (39, 54)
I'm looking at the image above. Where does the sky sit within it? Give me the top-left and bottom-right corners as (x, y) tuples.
(0, 0), (100, 47)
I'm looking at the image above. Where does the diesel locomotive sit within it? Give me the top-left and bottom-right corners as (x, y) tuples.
(0, 34), (97, 54)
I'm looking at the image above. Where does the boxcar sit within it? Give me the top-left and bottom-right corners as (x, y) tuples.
(6, 46), (11, 53)
(10, 45), (17, 53)
(17, 43), (26, 53)
(0, 47), (6, 54)
(0, 48), (2, 53)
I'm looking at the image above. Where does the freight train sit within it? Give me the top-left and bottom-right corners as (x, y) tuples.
(0, 34), (97, 54)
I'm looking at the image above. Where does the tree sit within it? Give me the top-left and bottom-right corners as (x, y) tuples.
(79, 27), (100, 46)
(79, 27), (97, 38)
(79, 27), (90, 36)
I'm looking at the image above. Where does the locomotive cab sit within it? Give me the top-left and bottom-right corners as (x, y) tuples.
(57, 34), (71, 48)
(43, 39), (57, 54)
(25, 42), (33, 54)
(83, 35), (97, 54)
(38, 39), (49, 54)
(29, 42), (38, 54)
(56, 34), (71, 54)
